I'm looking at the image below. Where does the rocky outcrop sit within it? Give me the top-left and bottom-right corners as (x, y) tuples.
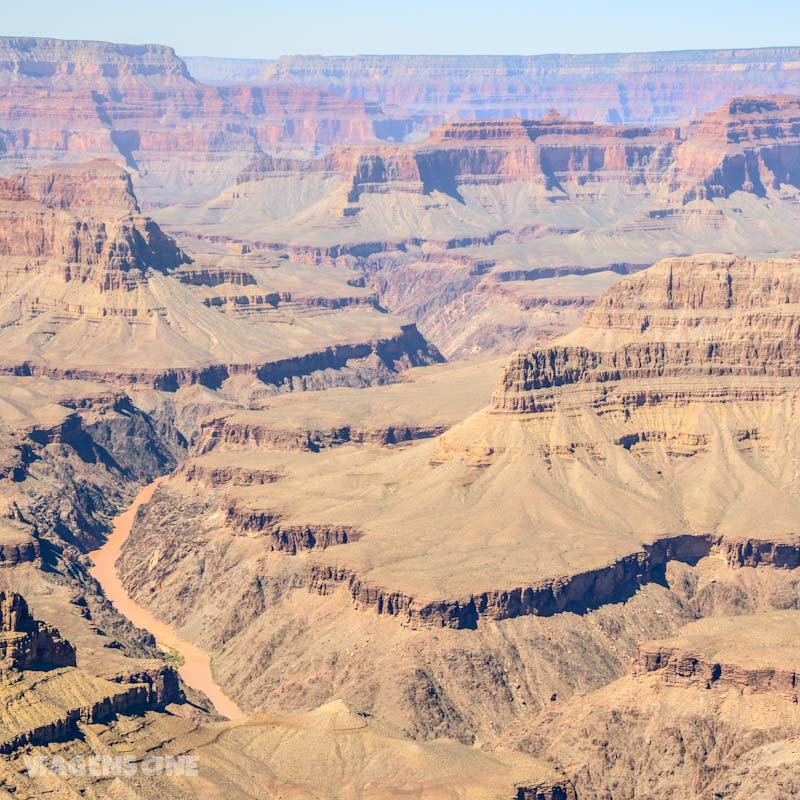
(188, 97), (800, 359)
(0, 592), (76, 670)
(195, 413), (446, 453)
(0, 326), (440, 391)
(0, 591), (182, 754)
(222, 499), (362, 553)
(304, 534), (797, 629)
(0, 160), (187, 290)
(493, 255), (800, 413)
(240, 114), (681, 200)
(0, 524), (41, 566)
(678, 95), (800, 199)
(715, 537), (800, 568)
(516, 785), (577, 800)
(307, 564), (479, 628)
(176, 266), (257, 287)
(0, 674), (149, 754)
(515, 612), (800, 800)
(181, 463), (282, 486)
(633, 642), (800, 698)
(250, 324), (442, 388)
(631, 612), (800, 704)
(106, 662), (183, 707)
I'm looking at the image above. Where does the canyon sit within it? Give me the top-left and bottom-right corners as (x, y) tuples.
(0, 37), (415, 205)
(111, 254), (800, 796)
(0, 158), (440, 391)
(154, 94), (800, 357)
(1, 31), (800, 800)
(0, 589), (566, 798)
(185, 48), (800, 126)
(4, 37), (800, 358)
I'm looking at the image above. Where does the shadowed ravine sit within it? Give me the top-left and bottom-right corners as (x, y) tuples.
(88, 478), (245, 720)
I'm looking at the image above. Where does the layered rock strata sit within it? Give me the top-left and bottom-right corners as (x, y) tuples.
(0, 37), (413, 204)
(0, 591), (166, 753)
(190, 358), (504, 454)
(238, 97), (800, 207)
(0, 591), (75, 670)
(493, 254), (800, 411)
(177, 97), (800, 356)
(633, 612), (800, 699)
(187, 48), (800, 126)
(0, 160), (441, 388)
(122, 255), (800, 642)
(513, 611), (800, 799)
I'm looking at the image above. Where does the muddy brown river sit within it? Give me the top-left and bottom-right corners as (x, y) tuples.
(89, 478), (244, 720)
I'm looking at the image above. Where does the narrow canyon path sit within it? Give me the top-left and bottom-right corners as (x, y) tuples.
(89, 478), (245, 720)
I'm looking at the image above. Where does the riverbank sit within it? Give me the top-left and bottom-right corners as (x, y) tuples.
(88, 479), (245, 720)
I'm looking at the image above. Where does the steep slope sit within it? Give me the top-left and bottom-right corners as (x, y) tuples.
(0, 358), (575, 796)
(0, 590), (573, 799)
(513, 612), (800, 799)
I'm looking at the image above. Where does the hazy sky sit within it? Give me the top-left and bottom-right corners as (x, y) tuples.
(4, 0), (799, 59)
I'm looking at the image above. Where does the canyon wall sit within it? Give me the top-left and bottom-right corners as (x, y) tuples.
(4, 38), (800, 206)
(115, 254), (800, 743)
(240, 97), (800, 205)
(0, 37), (413, 204)
(216, 95), (800, 357)
(185, 48), (800, 125)
(0, 159), (442, 388)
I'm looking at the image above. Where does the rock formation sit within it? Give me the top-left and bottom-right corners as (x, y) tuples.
(0, 160), (441, 389)
(513, 611), (800, 799)
(186, 48), (800, 126)
(127, 256), (800, 627)
(0, 586), (575, 800)
(191, 357), (504, 454)
(0, 590), (165, 753)
(493, 254), (800, 410)
(6, 33), (800, 800)
(633, 612), (800, 699)
(0, 37), (413, 204)
(173, 96), (800, 357)
(0, 159), (186, 290)
(112, 254), (800, 749)
(0, 591), (75, 671)
(238, 97), (800, 208)
(4, 38), (800, 356)
(5, 35), (800, 358)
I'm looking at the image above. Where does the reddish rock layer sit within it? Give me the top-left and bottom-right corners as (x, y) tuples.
(187, 48), (800, 126)
(239, 97), (800, 207)
(0, 36), (412, 197)
(0, 160), (186, 290)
